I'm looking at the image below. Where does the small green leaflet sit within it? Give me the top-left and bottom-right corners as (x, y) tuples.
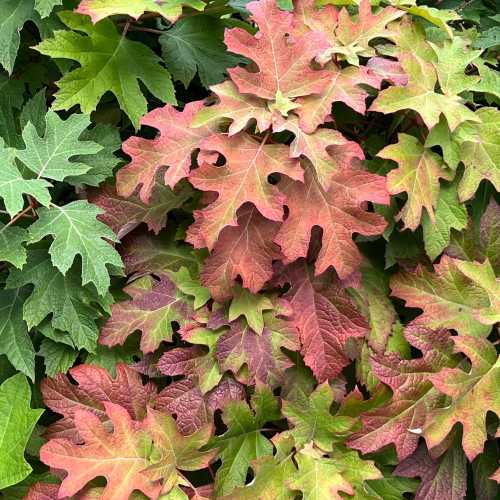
(28, 201), (123, 296)
(0, 373), (44, 489)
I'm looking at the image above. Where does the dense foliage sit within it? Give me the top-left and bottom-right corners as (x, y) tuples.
(0, 0), (498, 498)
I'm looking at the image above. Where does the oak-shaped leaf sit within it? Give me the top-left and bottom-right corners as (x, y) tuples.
(224, 0), (331, 108)
(117, 102), (213, 203)
(17, 110), (102, 182)
(143, 407), (216, 488)
(454, 107), (500, 202)
(348, 324), (457, 461)
(208, 386), (281, 496)
(201, 205), (282, 302)
(35, 12), (175, 129)
(28, 200), (123, 296)
(274, 115), (365, 190)
(424, 335), (500, 461)
(191, 81), (272, 136)
(41, 363), (157, 442)
(228, 287), (274, 334)
(0, 224), (28, 269)
(187, 132), (303, 250)
(275, 164), (388, 280)
(0, 0), (38, 74)
(395, 442), (467, 500)
(390, 255), (492, 337)
(289, 443), (382, 500)
(330, 0), (404, 65)
(283, 382), (356, 451)
(88, 181), (192, 239)
(216, 311), (300, 387)
(295, 62), (383, 133)
(422, 177), (467, 261)
(370, 53), (479, 131)
(100, 273), (193, 354)
(224, 434), (297, 500)
(120, 230), (204, 278)
(279, 262), (368, 383)
(156, 375), (246, 436)
(454, 259), (500, 325)
(377, 133), (454, 231)
(6, 249), (110, 353)
(76, 0), (205, 23)
(40, 403), (161, 499)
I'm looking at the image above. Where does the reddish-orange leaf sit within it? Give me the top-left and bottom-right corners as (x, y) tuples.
(201, 205), (282, 302)
(117, 101), (212, 202)
(186, 132), (303, 250)
(280, 261), (368, 383)
(41, 363), (157, 442)
(100, 274), (193, 353)
(224, 0), (331, 103)
(40, 403), (162, 500)
(275, 164), (388, 280)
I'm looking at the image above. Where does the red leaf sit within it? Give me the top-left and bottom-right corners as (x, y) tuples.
(41, 363), (157, 442)
(186, 132), (303, 250)
(117, 101), (212, 202)
(348, 324), (457, 460)
(100, 273), (193, 353)
(275, 164), (388, 280)
(281, 261), (368, 383)
(225, 0), (331, 102)
(201, 205), (282, 301)
(88, 181), (192, 239)
(40, 403), (162, 500)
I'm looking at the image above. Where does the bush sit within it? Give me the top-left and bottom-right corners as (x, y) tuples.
(0, 0), (498, 498)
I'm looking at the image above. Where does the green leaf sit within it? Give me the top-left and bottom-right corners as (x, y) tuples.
(17, 110), (103, 182)
(211, 386), (280, 496)
(35, 0), (62, 17)
(0, 141), (52, 217)
(168, 266), (210, 310)
(0, 0), (36, 74)
(28, 200), (123, 295)
(228, 287), (274, 334)
(289, 443), (381, 499)
(0, 373), (44, 489)
(38, 338), (79, 377)
(0, 75), (24, 147)
(422, 177), (467, 261)
(35, 12), (176, 129)
(0, 224), (28, 269)
(66, 124), (121, 187)
(283, 383), (356, 451)
(430, 37), (481, 95)
(0, 288), (35, 380)
(6, 249), (110, 351)
(160, 16), (243, 88)
(227, 434), (297, 499)
(454, 107), (500, 202)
